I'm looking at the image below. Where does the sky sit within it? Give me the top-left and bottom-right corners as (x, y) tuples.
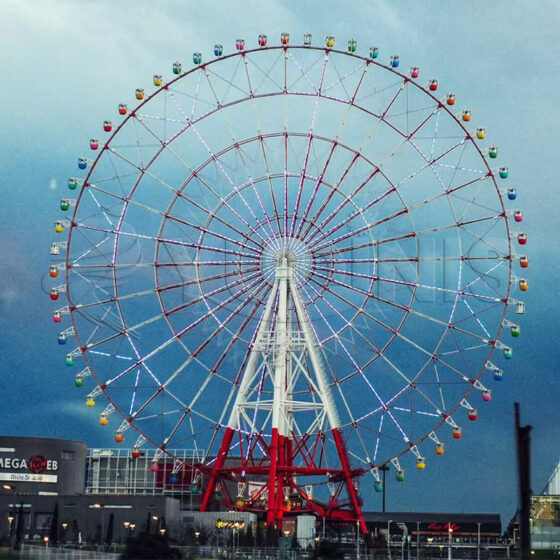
(0, 0), (559, 524)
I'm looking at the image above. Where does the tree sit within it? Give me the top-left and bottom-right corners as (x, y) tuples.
(72, 519), (80, 544)
(256, 522), (266, 547)
(121, 532), (182, 559)
(49, 502), (59, 546)
(93, 523), (102, 545)
(105, 512), (114, 549)
(245, 523), (255, 547)
(266, 524), (279, 547)
(15, 502), (24, 550)
(292, 532), (301, 550)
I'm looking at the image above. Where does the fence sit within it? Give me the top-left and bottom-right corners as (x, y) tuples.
(179, 546), (313, 559)
(20, 544), (120, 560)
(178, 544), (515, 560)
(19, 543), (517, 560)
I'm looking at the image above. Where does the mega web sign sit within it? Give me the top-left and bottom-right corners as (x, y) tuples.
(0, 454), (58, 483)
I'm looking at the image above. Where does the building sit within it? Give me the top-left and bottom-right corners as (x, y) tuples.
(528, 460), (560, 550)
(0, 435), (86, 495)
(86, 447), (203, 506)
(0, 436), (182, 545)
(531, 495), (560, 550)
(364, 511), (501, 545)
(0, 435), (503, 548)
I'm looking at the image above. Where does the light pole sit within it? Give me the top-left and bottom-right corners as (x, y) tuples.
(7, 515), (14, 552)
(477, 522), (481, 560)
(416, 521), (420, 560)
(2, 483), (16, 553)
(379, 464), (390, 512)
(123, 521), (130, 542)
(356, 520), (360, 560)
(448, 525), (453, 560)
(387, 519), (393, 559)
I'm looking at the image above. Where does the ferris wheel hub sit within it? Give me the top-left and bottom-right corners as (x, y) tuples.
(262, 236), (314, 283)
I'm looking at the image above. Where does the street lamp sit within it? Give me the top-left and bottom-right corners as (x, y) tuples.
(379, 464), (390, 512)
(152, 515), (160, 535)
(448, 525), (453, 560)
(387, 519), (393, 556)
(61, 522), (68, 543)
(7, 515), (14, 548)
(283, 530), (290, 552)
(356, 520), (361, 560)
(415, 521), (420, 560)
(2, 483), (17, 552)
(477, 522), (481, 560)
(123, 522), (130, 541)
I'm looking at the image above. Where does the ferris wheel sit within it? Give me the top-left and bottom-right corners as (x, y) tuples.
(49, 32), (528, 530)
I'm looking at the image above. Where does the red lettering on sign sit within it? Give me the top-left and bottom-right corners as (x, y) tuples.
(427, 522), (461, 532)
(28, 455), (47, 474)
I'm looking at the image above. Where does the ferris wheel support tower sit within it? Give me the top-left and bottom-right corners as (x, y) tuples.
(200, 255), (366, 532)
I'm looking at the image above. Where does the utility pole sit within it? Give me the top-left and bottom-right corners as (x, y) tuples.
(379, 464), (390, 512)
(515, 402), (532, 560)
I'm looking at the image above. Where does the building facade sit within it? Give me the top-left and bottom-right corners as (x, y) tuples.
(1, 435), (505, 549)
(0, 437), (183, 545)
(531, 495), (560, 550)
(0, 436), (86, 495)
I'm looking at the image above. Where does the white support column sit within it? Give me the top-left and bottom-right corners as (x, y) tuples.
(227, 256), (340, 436)
(272, 258), (290, 436)
(290, 273), (340, 430)
(227, 281), (279, 429)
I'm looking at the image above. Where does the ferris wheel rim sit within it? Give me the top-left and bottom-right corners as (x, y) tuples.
(60, 39), (518, 471)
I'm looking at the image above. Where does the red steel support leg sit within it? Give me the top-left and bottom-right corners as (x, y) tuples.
(332, 428), (367, 533)
(266, 428), (279, 526)
(200, 426), (235, 512)
(274, 434), (286, 527)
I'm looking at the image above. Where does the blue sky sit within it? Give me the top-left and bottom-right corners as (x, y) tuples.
(1, 0), (559, 523)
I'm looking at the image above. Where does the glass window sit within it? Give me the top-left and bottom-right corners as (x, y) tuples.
(35, 513), (53, 530)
